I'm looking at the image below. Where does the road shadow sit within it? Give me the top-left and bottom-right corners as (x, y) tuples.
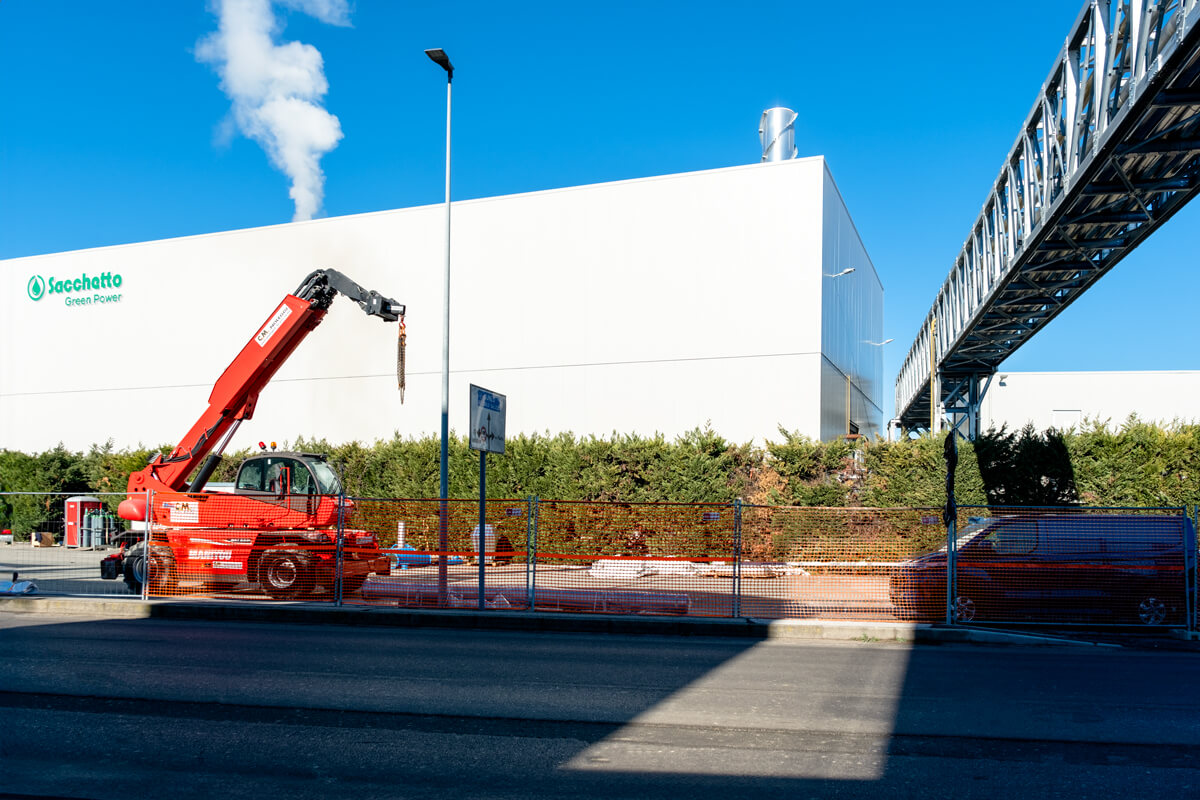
(2, 610), (1199, 799)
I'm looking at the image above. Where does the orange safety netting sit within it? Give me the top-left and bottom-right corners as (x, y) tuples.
(740, 505), (946, 621)
(137, 490), (383, 601)
(113, 490), (1194, 627)
(344, 497), (529, 610)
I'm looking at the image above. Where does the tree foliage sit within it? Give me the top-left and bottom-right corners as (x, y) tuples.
(973, 424), (1078, 507)
(2, 422), (1197, 537)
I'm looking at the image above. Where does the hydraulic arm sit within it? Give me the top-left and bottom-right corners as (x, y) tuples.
(121, 269), (404, 518)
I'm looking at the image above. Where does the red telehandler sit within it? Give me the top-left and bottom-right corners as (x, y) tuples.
(100, 269), (405, 598)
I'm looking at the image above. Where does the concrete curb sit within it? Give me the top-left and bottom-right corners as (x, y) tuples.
(0, 595), (1104, 646)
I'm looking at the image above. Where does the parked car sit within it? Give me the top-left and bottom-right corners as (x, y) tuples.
(890, 513), (1196, 625)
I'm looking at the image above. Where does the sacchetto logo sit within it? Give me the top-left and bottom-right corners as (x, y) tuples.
(26, 271), (126, 309)
(26, 271), (124, 304)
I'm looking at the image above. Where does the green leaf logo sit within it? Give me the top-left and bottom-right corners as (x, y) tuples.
(27, 275), (46, 301)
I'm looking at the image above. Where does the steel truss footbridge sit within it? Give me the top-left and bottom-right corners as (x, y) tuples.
(896, 0), (1200, 438)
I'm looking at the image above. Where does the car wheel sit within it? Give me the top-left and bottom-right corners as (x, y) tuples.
(1137, 596), (1167, 626)
(259, 548), (310, 600)
(952, 595), (977, 623)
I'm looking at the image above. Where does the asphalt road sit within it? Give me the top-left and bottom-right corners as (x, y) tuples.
(1, 612), (1199, 799)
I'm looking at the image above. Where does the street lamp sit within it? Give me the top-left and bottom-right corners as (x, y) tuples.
(825, 267), (855, 278)
(426, 47), (454, 605)
(865, 338), (894, 346)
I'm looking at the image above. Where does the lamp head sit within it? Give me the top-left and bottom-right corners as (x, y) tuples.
(425, 48), (454, 76)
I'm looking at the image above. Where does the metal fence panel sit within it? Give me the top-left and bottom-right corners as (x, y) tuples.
(130, 490), (374, 602)
(743, 505), (946, 621)
(0, 491), (133, 596)
(529, 500), (735, 617)
(4, 487), (1193, 631)
(346, 497), (531, 609)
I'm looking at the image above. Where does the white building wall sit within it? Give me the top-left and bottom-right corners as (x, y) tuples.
(1, 158), (879, 453)
(980, 370), (1200, 432)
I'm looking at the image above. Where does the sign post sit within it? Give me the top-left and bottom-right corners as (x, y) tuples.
(469, 385), (506, 610)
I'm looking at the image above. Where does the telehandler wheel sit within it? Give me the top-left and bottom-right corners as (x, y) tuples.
(147, 546), (177, 595)
(259, 548), (310, 600)
(123, 544), (177, 595)
(122, 547), (146, 594)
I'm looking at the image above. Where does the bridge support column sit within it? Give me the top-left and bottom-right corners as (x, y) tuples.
(940, 372), (995, 441)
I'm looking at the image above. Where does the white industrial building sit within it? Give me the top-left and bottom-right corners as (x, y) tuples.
(0, 157), (884, 454)
(979, 370), (1200, 433)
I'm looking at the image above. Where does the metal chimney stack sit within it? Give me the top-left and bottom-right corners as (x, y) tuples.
(759, 107), (797, 162)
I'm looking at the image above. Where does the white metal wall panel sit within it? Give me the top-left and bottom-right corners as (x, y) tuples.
(1, 158), (878, 452)
(980, 370), (1200, 431)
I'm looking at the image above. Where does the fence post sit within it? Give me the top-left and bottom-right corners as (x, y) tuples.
(733, 499), (742, 618)
(945, 516), (957, 625)
(1189, 505), (1198, 634)
(334, 490), (346, 606)
(943, 433), (958, 625)
(142, 490), (151, 602)
(527, 495), (539, 611)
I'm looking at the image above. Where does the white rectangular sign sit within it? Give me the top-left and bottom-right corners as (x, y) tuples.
(469, 384), (506, 454)
(164, 500), (199, 524)
(255, 302), (292, 347)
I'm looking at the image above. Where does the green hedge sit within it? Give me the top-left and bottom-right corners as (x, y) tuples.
(2, 420), (1198, 536)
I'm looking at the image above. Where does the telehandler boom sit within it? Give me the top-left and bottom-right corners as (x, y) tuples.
(102, 269), (404, 597)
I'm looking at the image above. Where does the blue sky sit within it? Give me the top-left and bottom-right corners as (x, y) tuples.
(2, 0), (1197, 425)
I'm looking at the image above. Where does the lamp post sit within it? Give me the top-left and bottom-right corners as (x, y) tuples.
(824, 267), (855, 278)
(929, 318), (937, 435)
(426, 47), (454, 605)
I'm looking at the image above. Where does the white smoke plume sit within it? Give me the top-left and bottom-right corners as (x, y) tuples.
(198, 0), (351, 221)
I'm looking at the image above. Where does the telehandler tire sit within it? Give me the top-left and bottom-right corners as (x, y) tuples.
(259, 548), (310, 600)
(122, 549), (146, 594)
(123, 543), (176, 595)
